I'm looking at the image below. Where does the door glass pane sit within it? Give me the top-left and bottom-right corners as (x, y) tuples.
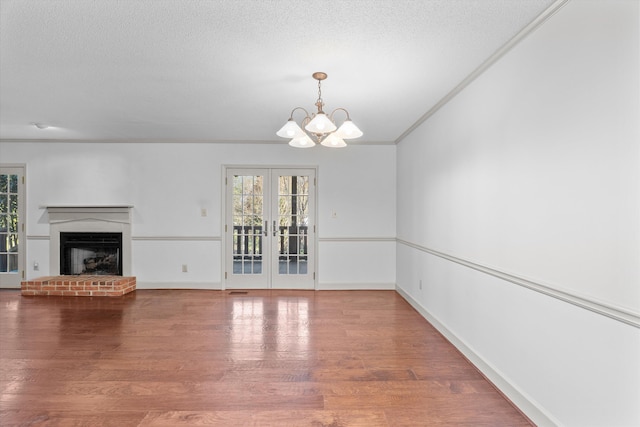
(0, 174), (19, 274)
(8, 253), (18, 273)
(232, 175), (263, 275)
(277, 175), (309, 275)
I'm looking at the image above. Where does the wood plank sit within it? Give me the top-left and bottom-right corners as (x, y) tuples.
(0, 289), (532, 426)
(139, 410), (388, 426)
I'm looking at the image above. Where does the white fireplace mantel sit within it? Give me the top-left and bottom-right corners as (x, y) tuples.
(45, 205), (133, 223)
(46, 205), (133, 276)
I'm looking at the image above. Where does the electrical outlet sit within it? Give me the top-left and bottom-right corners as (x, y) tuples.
(34, 262), (39, 271)
(182, 264), (188, 273)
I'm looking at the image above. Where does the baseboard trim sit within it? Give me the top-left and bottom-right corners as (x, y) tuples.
(395, 286), (561, 427)
(136, 282), (222, 290)
(318, 237), (396, 242)
(132, 236), (221, 241)
(317, 282), (396, 290)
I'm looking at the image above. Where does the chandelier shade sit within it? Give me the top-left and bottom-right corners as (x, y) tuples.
(320, 133), (347, 148)
(335, 119), (363, 139)
(289, 134), (315, 148)
(276, 119), (306, 139)
(276, 72), (362, 148)
(305, 113), (337, 134)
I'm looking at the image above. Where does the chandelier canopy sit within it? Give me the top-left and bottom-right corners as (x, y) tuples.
(276, 72), (362, 148)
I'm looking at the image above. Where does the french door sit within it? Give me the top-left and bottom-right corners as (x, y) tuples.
(225, 168), (316, 289)
(0, 166), (25, 288)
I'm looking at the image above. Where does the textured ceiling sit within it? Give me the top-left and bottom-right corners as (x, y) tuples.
(0, 0), (558, 144)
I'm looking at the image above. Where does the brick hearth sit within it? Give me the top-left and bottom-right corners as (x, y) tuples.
(21, 276), (136, 297)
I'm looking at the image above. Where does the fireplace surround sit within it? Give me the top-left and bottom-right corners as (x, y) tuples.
(46, 206), (132, 276)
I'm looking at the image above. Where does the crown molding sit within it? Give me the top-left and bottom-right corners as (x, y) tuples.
(394, 0), (570, 145)
(0, 138), (395, 146)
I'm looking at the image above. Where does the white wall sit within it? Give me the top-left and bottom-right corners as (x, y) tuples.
(396, 1), (639, 426)
(0, 141), (396, 289)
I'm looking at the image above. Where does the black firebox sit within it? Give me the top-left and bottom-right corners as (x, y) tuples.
(60, 232), (123, 275)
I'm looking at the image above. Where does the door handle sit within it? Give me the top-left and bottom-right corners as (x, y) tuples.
(264, 221), (268, 237)
(273, 220), (277, 237)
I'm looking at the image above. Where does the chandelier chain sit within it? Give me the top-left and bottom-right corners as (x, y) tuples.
(317, 79), (323, 105)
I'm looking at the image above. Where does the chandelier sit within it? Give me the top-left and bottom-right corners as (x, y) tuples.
(276, 72), (363, 148)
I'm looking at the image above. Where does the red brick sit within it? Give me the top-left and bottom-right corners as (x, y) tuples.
(21, 275), (136, 297)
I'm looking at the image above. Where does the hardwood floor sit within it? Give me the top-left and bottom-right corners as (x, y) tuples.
(0, 289), (532, 426)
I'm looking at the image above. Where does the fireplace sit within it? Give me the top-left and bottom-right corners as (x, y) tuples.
(60, 232), (123, 275)
(46, 206), (132, 276)
(21, 206), (135, 297)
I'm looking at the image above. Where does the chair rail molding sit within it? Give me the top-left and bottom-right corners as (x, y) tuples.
(397, 238), (640, 328)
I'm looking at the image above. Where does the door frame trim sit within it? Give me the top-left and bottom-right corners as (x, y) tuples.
(221, 164), (319, 290)
(0, 163), (27, 288)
